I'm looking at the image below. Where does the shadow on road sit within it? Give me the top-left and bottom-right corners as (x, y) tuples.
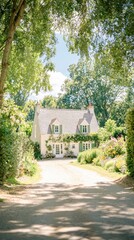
(0, 182), (134, 240)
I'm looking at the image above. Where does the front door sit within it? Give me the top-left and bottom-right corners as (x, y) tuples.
(54, 144), (63, 158)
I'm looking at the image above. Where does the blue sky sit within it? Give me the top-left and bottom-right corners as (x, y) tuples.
(51, 34), (79, 77)
(30, 34), (79, 100)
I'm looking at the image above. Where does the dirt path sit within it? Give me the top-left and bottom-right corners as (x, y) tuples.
(0, 159), (134, 240)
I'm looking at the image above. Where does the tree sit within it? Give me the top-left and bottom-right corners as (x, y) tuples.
(42, 95), (57, 109)
(0, 0), (133, 107)
(126, 108), (134, 177)
(7, 46), (52, 106)
(0, 0), (88, 107)
(57, 59), (125, 126)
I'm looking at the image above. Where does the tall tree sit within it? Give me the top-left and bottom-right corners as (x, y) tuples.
(0, 0), (133, 107)
(0, 0), (86, 107)
(57, 59), (125, 126)
(42, 95), (57, 109)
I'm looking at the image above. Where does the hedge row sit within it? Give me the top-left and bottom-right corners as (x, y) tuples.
(0, 129), (35, 183)
(126, 108), (134, 177)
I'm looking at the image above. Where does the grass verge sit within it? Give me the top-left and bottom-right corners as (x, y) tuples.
(0, 163), (41, 199)
(71, 160), (124, 180)
(71, 160), (134, 190)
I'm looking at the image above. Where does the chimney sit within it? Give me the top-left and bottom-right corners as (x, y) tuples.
(87, 102), (94, 114)
(36, 102), (41, 114)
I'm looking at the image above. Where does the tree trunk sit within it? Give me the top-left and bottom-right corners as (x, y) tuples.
(0, 0), (26, 108)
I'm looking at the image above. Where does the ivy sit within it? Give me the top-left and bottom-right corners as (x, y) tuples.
(48, 133), (99, 145)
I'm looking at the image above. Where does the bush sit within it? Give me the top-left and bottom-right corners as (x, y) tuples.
(24, 159), (38, 176)
(0, 102), (37, 183)
(126, 108), (134, 177)
(115, 156), (127, 174)
(43, 152), (55, 159)
(77, 149), (98, 164)
(113, 127), (126, 139)
(33, 142), (42, 160)
(104, 159), (116, 172)
(93, 156), (101, 166)
(103, 138), (126, 158)
(64, 151), (76, 158)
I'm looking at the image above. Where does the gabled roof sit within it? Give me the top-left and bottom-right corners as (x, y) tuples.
(50, 118), (61, 125)
(37, 108), (98, 134)
(78, 118), (91, 125)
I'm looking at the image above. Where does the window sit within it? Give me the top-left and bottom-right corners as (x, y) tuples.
(82, 125), (88, 133)
(83, 143), (90, 151)
(54, 125), (59, 133)
(56, 144), (60, 154)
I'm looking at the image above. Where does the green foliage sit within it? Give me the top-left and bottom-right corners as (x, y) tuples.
(103, 138), (126, 158)
(77, 149), (98, 164)
(0, 101), (37, 183)
(126, 108), (134, 177)
(33, 142), (42, 160)
(24, 159), (38, 176)
(43, 153), (55, 159)
(104, 160), (116, 172)
(57, 59), (127, 126)
(49, 133), (99, 145)
(113, 127), (126, 139)
(105, 119), (116, 133)
(64, 151), (76, 158)
(78, 137), (127, 174)
(92, 156), (101, 166)
(115, 156), (127, 174)
(23, 100), (36, 122)
(0, 0), (133, 109)
(98, 119), (126, 142)
(42, 95), (57, 109)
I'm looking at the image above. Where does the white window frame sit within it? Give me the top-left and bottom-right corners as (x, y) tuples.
(83, 143), (90, 151)
(54, 125), (59, 134)
(82, 125), (88, 133)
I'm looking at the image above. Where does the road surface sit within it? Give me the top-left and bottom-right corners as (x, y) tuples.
(0, 159), (134, 240)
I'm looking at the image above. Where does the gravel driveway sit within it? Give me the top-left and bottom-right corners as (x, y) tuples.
(0, 159), (134, 240)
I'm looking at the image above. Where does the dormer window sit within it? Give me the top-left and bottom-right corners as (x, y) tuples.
(82, 125), (88, 133)
(79, 118), (90, 134)
(54, 125), (59, 134)
(50, 118), (62, 134)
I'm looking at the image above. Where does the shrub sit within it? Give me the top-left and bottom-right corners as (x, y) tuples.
(24, 159), (38, 176)
(77, 149), (98, 164)
(126, 108), (134, 177)
(103, 138), (126, 158)
(105, 119), (116, 133)
(115, 156), (127, 174)
(98, 128), (111, 142)
(93, 156), (101, 166)
(113, 127), (126, 139)
(33, 142), (42, 160)
(43, 152), (55, 159)
(104, 159), (116, 172)
(64, 151), (76, 158)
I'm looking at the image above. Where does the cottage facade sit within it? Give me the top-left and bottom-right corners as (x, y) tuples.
(31, 104), (99, 158)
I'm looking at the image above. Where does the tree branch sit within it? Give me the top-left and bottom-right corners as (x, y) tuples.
(0, 0), (26, 107)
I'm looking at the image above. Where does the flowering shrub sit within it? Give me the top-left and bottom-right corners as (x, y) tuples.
(103, 138), (126, 158)
(115, 156), (127, 174)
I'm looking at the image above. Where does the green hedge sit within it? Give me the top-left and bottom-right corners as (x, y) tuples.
(126, 108), (134, 177)
(0, 128), (35, 183)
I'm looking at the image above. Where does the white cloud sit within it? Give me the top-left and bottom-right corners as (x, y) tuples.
(29, 71), (67, 101)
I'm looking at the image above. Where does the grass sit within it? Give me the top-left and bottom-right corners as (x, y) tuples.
(0, 164), (41, 199)
(71, 160), (134, 190)
(17, 164), (41, 185)
(71, 160), (124, 180)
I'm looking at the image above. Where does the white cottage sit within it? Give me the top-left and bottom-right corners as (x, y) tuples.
(31, 103), (99, 158)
